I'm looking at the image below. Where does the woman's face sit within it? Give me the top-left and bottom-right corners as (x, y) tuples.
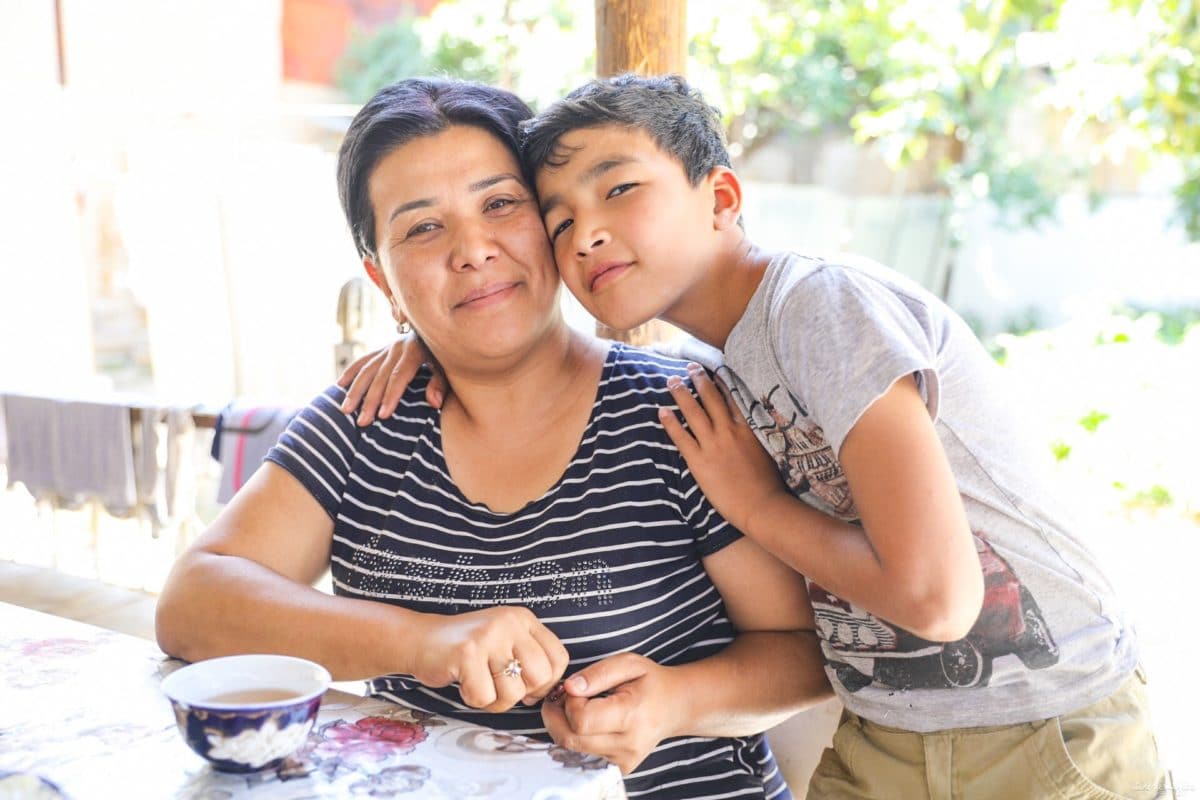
(366, 125), (561, 368)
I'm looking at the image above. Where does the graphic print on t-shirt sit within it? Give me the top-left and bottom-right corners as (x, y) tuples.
(808, 532), (1060, 693)
(719, 375), (1060, 692)
(725, 381), (856, 519)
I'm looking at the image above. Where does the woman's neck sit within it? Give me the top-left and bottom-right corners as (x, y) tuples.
(438, 321), (606, 432)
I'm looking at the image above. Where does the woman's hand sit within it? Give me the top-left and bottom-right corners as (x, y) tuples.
(409, 606), (569, 714)
(658, 364), (788, 534)
(540, 652), (680, 775)
(337, 336), (447, 426)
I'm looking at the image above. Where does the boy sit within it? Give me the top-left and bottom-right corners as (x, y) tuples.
(343, 74), (1170, 798)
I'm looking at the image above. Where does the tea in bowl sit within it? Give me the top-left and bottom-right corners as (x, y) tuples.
(160, 654), (331, 773)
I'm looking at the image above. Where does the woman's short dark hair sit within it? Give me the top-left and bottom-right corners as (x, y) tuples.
(337, 78), (534, 261)
(521, 73), (730, 186)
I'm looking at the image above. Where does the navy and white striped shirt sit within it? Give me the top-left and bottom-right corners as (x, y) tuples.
(268, 343), (788, 799)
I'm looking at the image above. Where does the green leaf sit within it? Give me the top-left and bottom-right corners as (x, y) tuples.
(1129, 485), (1174, 508)
(1078, 410), (1111, 432)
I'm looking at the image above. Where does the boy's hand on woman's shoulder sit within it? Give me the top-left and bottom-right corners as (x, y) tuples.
(336, 336), (447, 425)
(658, 364), (788, 533)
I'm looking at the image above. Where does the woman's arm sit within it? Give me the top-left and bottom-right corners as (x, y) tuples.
(541, 536), (831, 773)
(155, 463), (568, 710)
(156, 462), (395, 677)
(667, 536), (831, 735)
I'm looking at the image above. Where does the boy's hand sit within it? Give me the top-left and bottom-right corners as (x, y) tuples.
(336, 336), (446, 426)
(658, 364), (787, 534)
(540, 653), (678, 775)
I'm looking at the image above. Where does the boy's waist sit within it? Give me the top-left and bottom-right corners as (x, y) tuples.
(827, 627), (1138, 733)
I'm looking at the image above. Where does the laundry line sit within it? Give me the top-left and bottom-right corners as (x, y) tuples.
(1, 393), (298, 531)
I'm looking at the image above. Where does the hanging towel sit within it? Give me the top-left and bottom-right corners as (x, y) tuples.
(165, 408), (197, 521)
(214, 405), (298, 503)
(130, 405), (198, 535)
(2, 394), (59, 499)
(1, 394), (137, 512)
(133, 406), (168, 526)
(54, 399), (138, 512)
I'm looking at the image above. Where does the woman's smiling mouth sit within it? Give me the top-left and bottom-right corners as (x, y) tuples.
(455, 281), (520, 309)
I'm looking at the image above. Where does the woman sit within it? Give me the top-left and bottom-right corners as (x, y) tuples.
(155, 78), (831, 798)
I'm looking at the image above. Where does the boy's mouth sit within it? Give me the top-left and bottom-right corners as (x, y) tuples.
(587, 261), (633, 292)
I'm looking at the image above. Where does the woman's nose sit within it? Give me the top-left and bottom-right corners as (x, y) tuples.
(450, 221), (498, 271)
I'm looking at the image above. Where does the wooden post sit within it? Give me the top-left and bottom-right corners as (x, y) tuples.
(54, 0), (67, 85)
(592, 0), (687, 346)
(595, 0), (686, 77)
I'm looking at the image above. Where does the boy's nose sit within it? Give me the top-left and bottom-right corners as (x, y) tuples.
(574, 225), (610, 257)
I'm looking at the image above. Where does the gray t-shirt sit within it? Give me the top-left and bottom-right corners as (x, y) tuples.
(720, 251), (1137, 732)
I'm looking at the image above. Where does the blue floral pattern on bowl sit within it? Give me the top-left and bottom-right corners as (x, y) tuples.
(159, 654), (331, 773)
(169, 695), (324, 773)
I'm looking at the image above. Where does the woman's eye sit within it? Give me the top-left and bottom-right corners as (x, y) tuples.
(549, 218), (573, 242)
(485, 197), (515, 212)
(405, 221), (438, 238)
(607, 183), (636, 199)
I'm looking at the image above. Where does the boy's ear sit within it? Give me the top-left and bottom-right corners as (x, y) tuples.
(708, 166), (743, 231)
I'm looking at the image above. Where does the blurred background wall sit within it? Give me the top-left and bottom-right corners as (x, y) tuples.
(2, 0), (1196, 406)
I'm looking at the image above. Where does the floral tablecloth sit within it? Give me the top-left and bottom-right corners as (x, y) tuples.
(0, 601), (626, 799)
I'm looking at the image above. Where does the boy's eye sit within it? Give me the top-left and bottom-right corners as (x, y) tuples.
(607, 183), (636, 199)
(549, 218), (573, 242)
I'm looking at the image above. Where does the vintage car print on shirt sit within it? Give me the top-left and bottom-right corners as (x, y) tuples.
(811, 534), (1060, 692)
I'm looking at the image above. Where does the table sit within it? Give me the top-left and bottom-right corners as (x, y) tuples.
(0, 602), (626, 799)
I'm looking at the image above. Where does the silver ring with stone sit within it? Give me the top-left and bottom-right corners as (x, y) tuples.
(492, 658), (523, 680)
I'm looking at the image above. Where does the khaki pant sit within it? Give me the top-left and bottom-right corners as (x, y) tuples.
(808, 668), (1174, 799)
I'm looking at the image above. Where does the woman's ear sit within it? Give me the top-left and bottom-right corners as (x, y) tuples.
(364, 258), (409, 330)
(362, 258), (389, 295)
(708, 166), (744, 231)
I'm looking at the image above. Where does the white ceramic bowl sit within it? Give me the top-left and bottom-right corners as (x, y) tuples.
(160, 654), (331, 772)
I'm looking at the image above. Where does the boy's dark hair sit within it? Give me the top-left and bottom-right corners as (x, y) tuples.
(521, 73), (731, 186)
(337, 77), (534, 261)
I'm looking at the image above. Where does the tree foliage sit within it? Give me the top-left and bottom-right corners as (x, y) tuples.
(689, 0), (1200, 239)
(334, 0), (593, 111)
(1104, 0), (1200, 237)
(334, 0), (1200, 240)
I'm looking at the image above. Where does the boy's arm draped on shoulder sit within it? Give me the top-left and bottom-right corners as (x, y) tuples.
(667, 261), (982, 641)
(838, 374), (982, 640)
(336, 335), (447, 425)
(745, 264), (980, 640)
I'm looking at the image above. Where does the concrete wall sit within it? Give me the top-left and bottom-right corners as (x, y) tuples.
(743, 183), (1200, 335)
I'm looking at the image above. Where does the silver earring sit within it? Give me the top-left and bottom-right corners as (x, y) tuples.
(396, 321), (411, 335)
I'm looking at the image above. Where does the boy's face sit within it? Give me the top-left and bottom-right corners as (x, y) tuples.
(535, 125), (719, 332)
